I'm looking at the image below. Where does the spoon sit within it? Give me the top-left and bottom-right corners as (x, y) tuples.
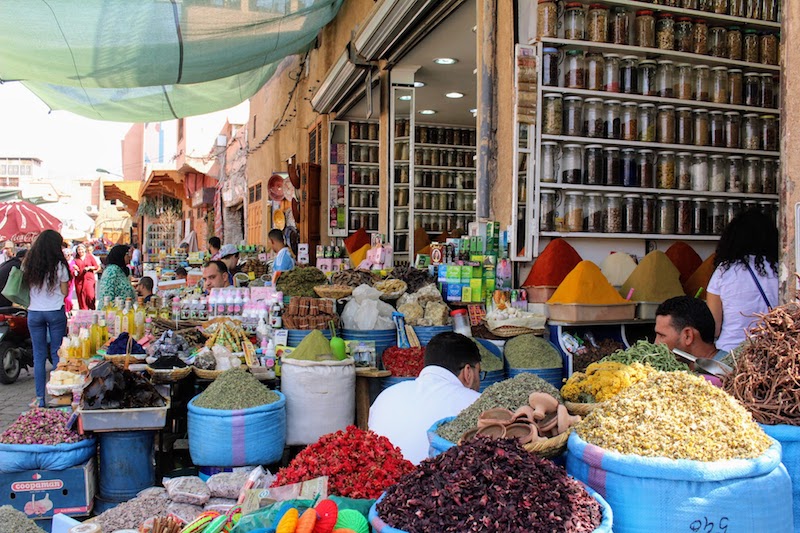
(672, 348), (732, 378)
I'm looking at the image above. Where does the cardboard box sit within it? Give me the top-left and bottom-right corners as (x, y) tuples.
(470, 279), (484, 303)
(0, 458), (95, 522)
(460, 265), (472, 284)
(446, 265), (461, 282)
(461, 286), (472, 302)
(437, 265), (447, 283)
(447, 283), (462, 302)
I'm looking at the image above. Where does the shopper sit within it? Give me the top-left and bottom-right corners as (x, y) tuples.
(707, 210), (778, 352)
(136, 276), (154, 304)
(23, 230), (70, 407)
(655, 296), (726, 361)
(269, 229), (295, 285)
(369, 332), (482, 464)
(208, 236), (222, 261)
(0, 241), (14, 266)
(202, 260), (230, 291)
(130, 243), (142, 277)
(175, 267), (188, 281)
(72, 244), (100, 310)
(0, 250), (25, 308)
(97, 244), (136, 303)
(219, 244), (241, 285)
(63, 245), (76, 314)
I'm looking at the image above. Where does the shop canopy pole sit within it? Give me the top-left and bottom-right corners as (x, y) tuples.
(476, 0), (497, 220)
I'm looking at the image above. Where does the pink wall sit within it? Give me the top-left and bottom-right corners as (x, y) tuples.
(122, 123), (144, 181)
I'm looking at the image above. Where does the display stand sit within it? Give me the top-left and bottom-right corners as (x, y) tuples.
(355, 368), (391, 430)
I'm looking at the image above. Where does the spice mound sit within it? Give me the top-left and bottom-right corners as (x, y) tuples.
(548, 261), (628, 305)
(1, 408), (86, 445)
(286, 329), (333, 361)
(724, 304), (800, 426)
(436, 373), (561, 443)
(665, 241), (702, 285)
(276, 266), (327, 297)
(578, 372), (772, 461)
(600, 252), (637, 287)
(561, 361), (656, 403)
(619, 250), (684, 302)
(273, 426), (414, 499)
(377, 437), (603, 533)
(193, 368), (279, 410)
(504, 333), (562, 369)
(0, 505), (47, 533)
(522, 238), (582, 287)
(601, 340), (689, 372)
(475, 340), (503, 371)
(383, 347), (425, 377)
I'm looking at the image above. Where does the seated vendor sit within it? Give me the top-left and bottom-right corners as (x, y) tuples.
(369, 332), (482, 465)
(655, 296), (727, 361)
(269, 229), (295, 286)
(202, 260), (230, 291)
(136, 276), (154, 304)
(219, 244), (241, 285)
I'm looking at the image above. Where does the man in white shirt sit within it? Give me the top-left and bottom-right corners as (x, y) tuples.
(0, 241), (14, 266)
(369, 332), (482, 464)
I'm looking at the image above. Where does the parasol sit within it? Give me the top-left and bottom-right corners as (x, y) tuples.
(0, 201), (63, 243)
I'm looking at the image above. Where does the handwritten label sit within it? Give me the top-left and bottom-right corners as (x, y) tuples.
(689, 517), (729, 533)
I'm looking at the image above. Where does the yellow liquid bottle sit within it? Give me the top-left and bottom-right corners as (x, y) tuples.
(79, 328), (91, 359)
(90, 315), (102, 354)
(135, 297), (146, 339)
(124, 298), (134, 335)
(99, 319), (109, 346)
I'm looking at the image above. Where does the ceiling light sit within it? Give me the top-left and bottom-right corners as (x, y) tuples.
(434, 58), (458, 65)
(470, 108), (477, 114)
(419, 109), (437, 115)
(398, 95), (412, 101)
(413, 81), (425, 88)
(446, 92), (464, 99)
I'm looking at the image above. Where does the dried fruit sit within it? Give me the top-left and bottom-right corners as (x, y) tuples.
(1, 408), (86, 445)
(382, 347), (425, 377)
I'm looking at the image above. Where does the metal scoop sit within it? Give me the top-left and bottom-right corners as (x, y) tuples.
(672, 348), (732, 378)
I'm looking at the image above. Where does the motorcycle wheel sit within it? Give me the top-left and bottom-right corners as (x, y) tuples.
(0, 342), (21, 384)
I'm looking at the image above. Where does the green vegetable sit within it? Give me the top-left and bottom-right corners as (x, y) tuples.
(504, 334), (562, 369)
(600, 340), (689, 372)
(194, 369), (279, 410)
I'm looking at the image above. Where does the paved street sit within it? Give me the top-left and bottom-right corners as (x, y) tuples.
(0, 369), (36, 431)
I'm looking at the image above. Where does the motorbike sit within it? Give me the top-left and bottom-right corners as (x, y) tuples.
(0, 307), (33, 384)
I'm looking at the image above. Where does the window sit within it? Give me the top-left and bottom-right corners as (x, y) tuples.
(19, 164), (31, 176)
(252, 115), (257, 138)
(0, 165), (6, 176)
(254, 183), (262, 202)
(0, 177), (19, 187)
(308, 121), (323, 164)
(248, 182), (262, 203)
(7, 165), (19, 175)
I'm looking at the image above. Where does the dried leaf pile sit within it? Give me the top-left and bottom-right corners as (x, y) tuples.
(723, 304), (800, 426)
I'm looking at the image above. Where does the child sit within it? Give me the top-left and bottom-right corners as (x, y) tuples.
(269, 229), (295, 286)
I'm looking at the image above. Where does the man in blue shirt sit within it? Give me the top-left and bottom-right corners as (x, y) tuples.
(269, 229), (295, 286)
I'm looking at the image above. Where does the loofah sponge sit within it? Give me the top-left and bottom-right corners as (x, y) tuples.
(333, 509), (368, 533)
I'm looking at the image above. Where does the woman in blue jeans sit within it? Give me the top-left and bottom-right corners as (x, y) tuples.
(23, 230), (70, 407)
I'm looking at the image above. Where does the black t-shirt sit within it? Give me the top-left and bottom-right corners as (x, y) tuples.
(0, 258), (22, 308)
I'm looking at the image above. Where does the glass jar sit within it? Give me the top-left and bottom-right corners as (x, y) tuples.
(691, 154), (709, 191)
(611, 7), (629, 45)
(693, 65), (710, 101)
(585, 145), (604, 185)
(623, 194), (642, 233)
(564, 2), (586, 40)
(637, 150), (654, 188)
(726, 155), (743, 192)
(728, 0), (744, 16)
(540, 191), (557, 232)
(727, 26), (742, 60)
(709, 26), (727, 57)
(418, 125), (428, 143)
(537, 0), (558, 38)
(565, 191), (585, 232)
(728, 69), (743, 105)
(543, 93), (563, 135)
(761, 32), (778, 66)
(656, 14), (675, 50)
(725, 111), (741, 149)
(657, 151), (676, 189)
(586, 53), (605, 91)
(604, 147), (622, 186)
(586, 193), (604, 232)
(763, 0), (778, 22)
(605, 100), (622, 139)
(622, 148), (638, 187)
(676, 197), (692, 235)
(622, 102), (638, 141)
(587, 4), (609, 43)
(693, 199), (709, 235)
(743, 113), (760, 150)
(563, 144), (583, 184)
(635, 10), (656, 48)
(565, 50), (586, 89)
(675, 17), (694, 52)
(676, 152), (692, 190)
(761, 159), (778, 195)
(711, 67), (728, 104)
(727, 199), (742, 224)
(711, 199), (726, 235)
(676, 63), (693, 100)
(621, 56), (639, 94)
(681, 0), (698, 7)
(638, 103), (656, 142)
(710, 111), (725, 148)
(541, 142), (558, 183)
(604, 54), (621, 92)
(761, 74), (775, 109)
(744, 157), (761, 193)
(605, 194), (624, 233)
(741, 30), (760, 64)
(761, 114), (778, 151)
(744, 73), (761, 107)
(542, 47), (560, 87)
(638, 60), (657, 96)
(431, 148), (440, 166)
(656, 60), (674, 98)
(583, 98), (605, 138)
(659, 197), (676, 235)
(710, 155), (726, 192)
(693, 109), (710, 146)
(564, 96), (584, 136)
(693, 18), (709, 55)
(422, 147), (432, 166)
(657, 105), (676, 144)
(641, 195), (656, 233)
(676, 107), (693, 145)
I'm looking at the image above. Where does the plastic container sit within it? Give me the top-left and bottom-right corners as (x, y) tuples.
(97, 431), (155, 502)
(77, 401), (169, 431)
(341, 329), (397, 364)
(413, 325), (455, 345)
(451, 310), (471, 337)
(286, 329), (332, 347)
(548, 303), (636, 323)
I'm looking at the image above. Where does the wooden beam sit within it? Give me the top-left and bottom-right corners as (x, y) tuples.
(780, 5), (798, 303)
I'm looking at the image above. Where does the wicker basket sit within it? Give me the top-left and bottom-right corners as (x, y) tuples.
(104, 354), (147, 366)
(523, 429), (571, 459)
(490, 325), (544, 338)
(193, 367), (225, 380)
(313, 285), (353, 299)
(146, 365), (192, 383)
(564, 401), (601, 416)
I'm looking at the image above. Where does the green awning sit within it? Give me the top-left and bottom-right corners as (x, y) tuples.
(1, 0), (343, 121)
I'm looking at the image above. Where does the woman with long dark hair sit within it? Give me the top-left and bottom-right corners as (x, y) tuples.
(23, 230), (70, 407)
(97, 244), (136, 304)
(707, 209), (779, 352)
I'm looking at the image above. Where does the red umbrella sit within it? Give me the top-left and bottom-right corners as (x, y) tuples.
(0, 201), (63, 244)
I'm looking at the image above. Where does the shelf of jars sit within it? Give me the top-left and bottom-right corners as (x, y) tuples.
(540, 181), (777, 200)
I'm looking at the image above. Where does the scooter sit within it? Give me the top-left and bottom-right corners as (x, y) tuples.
(0, 307), (33, 384)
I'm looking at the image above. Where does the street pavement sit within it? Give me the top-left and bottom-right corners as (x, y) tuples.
(0, 369), (36, 431)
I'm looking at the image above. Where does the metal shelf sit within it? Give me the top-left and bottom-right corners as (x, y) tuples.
(350, 162), (379, 167)
(394, 162), (478, 171)
(541, 231), (722, 241)
(415, 209), (475, 215)
(541, 134), (780, 157)
(540, 182), (779, 200)
(349, 184), (380, 190)
(349, 207), (379, 212)
(349, 139), (379, 145)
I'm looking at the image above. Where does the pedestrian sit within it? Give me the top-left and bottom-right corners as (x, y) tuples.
(0, 241), (14, 266)
(63, 245), (75, 314)
(130, 243), (142, 277)
(97, 244), (136, 303)
(208, 236), (222, 261)
(73, 244), (100, 310)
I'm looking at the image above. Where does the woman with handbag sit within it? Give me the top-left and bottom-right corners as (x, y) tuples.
(23, 230), (70, 407)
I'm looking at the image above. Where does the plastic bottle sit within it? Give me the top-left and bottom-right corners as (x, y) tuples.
(171, 297), (181, 322)
(98, 318), (109, 346)
(270, 298), (282, 329)
(264, 340), (276, 379)
(233, 290), (243, 315)
(226, 290), (236, 316)
(90, 314), (102, 354)
(79, 328), (91, 359)
(135, 297), (146, 338)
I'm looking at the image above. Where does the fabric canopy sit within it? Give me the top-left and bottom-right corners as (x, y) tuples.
(1, 0), (343, 121)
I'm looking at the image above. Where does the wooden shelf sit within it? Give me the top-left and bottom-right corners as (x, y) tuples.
(540, 182), (779, 200)
(541, 134), (780, 157)
(541, 231), (721, 241)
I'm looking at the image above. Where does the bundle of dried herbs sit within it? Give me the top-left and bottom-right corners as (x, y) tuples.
(573, 338), (625, 373)
(436, 374), (561, 443)
(193, 368), (279, 410)
(377, 437), (603, 532)
(600, 340), (689, 372)
(276, 266), (327, 297)
(504, 334), (562, 369)
(387, 266), (433, 293)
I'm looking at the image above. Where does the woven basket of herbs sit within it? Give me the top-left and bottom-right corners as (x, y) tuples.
(193, 367), (225, 380)
(564, 401), (601, 416)
(489, 325), (543, 338)
(313, 284), (353, 300)
(146, 365), (192, 383)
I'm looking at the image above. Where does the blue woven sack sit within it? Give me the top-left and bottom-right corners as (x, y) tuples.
(188, 391), (286, 467)
(426, 417), (456, 458)
(761, 424), (800, 532)
(0, 437), (96, 473)
(567, 432), (793, 533)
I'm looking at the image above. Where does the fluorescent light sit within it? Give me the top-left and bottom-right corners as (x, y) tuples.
(446, 92), (464, 99)
(434, 58), (458, 65)
(398, 95), (412, 101)
(419, 109), (437, 115)
(413, 81), (425, 88)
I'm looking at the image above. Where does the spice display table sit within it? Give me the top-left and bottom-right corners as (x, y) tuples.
(355, 368), (391, 429)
